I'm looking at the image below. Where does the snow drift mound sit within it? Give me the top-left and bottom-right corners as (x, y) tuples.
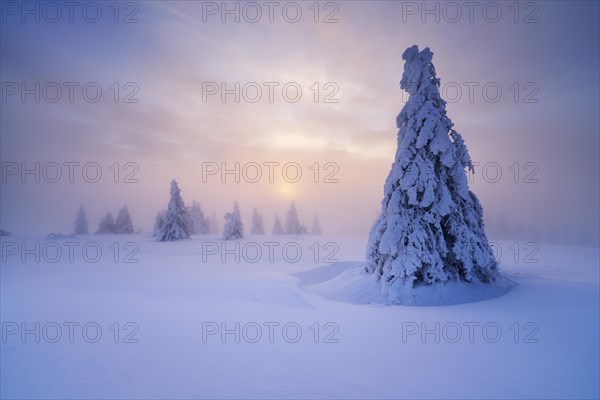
(294, 262), (516, 306)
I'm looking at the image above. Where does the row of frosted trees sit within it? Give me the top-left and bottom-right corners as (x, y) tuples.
(71, 180), (322, 241)
(153, 200), (219, 239)
(155, 180), (322, 242)
(220, 200), (322, 240)
(73, 205), (134, 235)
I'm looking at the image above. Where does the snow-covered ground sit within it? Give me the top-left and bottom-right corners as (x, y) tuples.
(1, 234), (598, 399)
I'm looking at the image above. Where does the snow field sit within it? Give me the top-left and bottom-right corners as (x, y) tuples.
(1, 234), (598, 398)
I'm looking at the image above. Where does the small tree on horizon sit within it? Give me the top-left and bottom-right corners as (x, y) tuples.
(310, 213), (322, 235)
(74, 205), (89, 235)
(153, 210), (166, 237)
(285, 201), (307, 235)
(272, 214), (284, 235)
(158, 179), (192, 241)
(189, 201), (209, 234)
(96, 212), (116, 234)
(365, 45), (498, 302)
(222, 201), (244, 240)
(250, 207), (265, 235)
(115, 205), (134, 234)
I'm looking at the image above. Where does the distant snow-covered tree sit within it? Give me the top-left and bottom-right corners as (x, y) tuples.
(74, 205), (89, 235)
(209, 211), (219, 235)
(188, 201), (209, 234)
(285, 201), (307, 235)
(96, 212), (116, 234)
(153, 210), (166, 237)
(272, 214), (284, 235)
(310, 213), (322, 235)
(250, 207), (265, 234)
(222, 201), (244, 240)
(115, 205), (134, 234)
(365, 45), (498, 301)
(158, 180), (192, 241)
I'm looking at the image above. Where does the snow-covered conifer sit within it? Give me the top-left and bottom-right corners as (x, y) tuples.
(153, 210), (166, 237)
(158, 180), (192, 241)
(74, 205), (89, 235)
(96, 212), (116, 234)
(285, 201), (307, 235)
(189, 201), (209, 234)
(310, 213), (322, 235)
(115, 205), (134, 234)
(250, 207), (265, 234)
(365, 45), (498, 301)
(272, 214), (284, 235)
(222, 201), (244, 240)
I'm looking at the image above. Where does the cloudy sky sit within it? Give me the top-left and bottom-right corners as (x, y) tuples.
(1, 1), (598, 244)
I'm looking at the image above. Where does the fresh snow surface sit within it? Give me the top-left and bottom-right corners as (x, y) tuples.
(1, 234), (598, 399)
(295, 262), (516, 306)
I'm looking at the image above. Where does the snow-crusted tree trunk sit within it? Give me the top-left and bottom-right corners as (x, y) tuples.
(74, 205), (89, 235)
(365, 45), (498, 302)
(272, 214), (284, 235)
(310, 213), (322, 235)
(158, 180), (192, 241)
(250, 207), (265, 234)
(222, 201), (244, 240)
(115, 205), (134, 234)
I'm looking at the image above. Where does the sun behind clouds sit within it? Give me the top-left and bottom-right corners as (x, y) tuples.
(278, 183), (295, 198)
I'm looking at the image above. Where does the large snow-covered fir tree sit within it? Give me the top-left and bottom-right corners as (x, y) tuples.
(365, 45), (498, 301)
(188, 201), (209, 234)
(310, 213), (322, 235)
(250, 207), (266, 234)
(222, 201), (244, 240)
(285, 201), (307, 235)
(96, 212), (116, 234)
(272, 214), (284, 235)
(158, 180), (192, 241)
(115, 205), (134, 234)
(74, 205), (89, 235)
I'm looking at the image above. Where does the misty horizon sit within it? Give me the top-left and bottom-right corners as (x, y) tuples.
(1, 2), (599, 244)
